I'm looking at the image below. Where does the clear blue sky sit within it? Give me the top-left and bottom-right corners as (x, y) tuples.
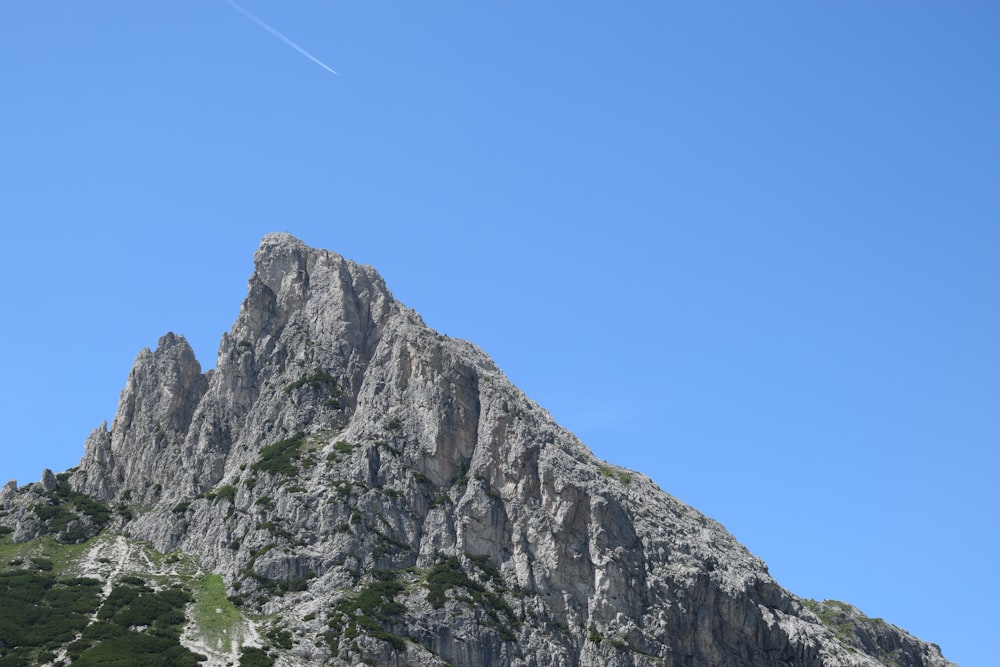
(2, 2), (997, 664)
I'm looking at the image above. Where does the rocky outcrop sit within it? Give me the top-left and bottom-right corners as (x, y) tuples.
(75, 331), (209, 504)
(2, 233), (953, 666)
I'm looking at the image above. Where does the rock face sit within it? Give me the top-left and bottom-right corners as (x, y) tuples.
(4, 234), (954, 666)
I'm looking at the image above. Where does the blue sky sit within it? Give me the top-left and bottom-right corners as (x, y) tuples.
(1, 2), (997, 664)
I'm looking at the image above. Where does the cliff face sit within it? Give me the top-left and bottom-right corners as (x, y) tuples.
(2, 234), (954, 667)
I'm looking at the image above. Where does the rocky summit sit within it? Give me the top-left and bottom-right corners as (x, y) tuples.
(0, 233), (954, 667)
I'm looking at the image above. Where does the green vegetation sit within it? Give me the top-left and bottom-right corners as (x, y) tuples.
(28, 485), (113, 543)
(192, 574), (243, 654)
(386, 418), (402, 431)
(424, 554), (519, 640)
(0, 532), (220, 665)
(71, 585), (203, 665)
(283, 369), (343, 408)
(252, 432), (307, 476)
(802, 598), (887, 647)
(0, 535), (93, 576)
(374, 440), (401, 456)
(239, 646), (275, 666)
(331, 480), (356, 497)
(202, 484), (237, 503)
(4, 571), (206, 667)
(265, 627), (293, 650)
(326, 440), (360, 464)
(585, 623), (628, 650)
(426, 555), (476, 608)
(30, 557), (54, 571)
(327, 570), (408, 652)
(283, 369), (335, 393)
(333, 440), (359, 455)
(599, 463), (632, 486)
(237, 544), (310, 601)
(366, 523), (413, 560)
(0, 569), (102, 665)
(430, 494), (453, 508)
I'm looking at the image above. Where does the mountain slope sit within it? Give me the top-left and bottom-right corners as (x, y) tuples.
(0, 233), (954, 667)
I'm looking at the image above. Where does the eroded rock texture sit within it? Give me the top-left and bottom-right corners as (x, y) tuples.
(4, 234), (952, 666)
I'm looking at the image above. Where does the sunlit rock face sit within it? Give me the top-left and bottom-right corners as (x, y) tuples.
(5, 233), (951, 666)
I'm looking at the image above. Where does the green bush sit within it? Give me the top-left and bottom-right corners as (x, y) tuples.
(423, 554), (518, 638)
(333, 441), (358, 455)
(266, 627), (293, 649)
(252, 432), (307, 476)
(328, 570), (407, 651)
(240, 646), (275, 666)
(0, 570), (103, 662)
(283, 369), (336, 393)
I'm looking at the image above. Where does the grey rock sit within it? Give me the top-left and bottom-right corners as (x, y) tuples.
(1, 233), (954, 667)
(40, 468), (57, 492)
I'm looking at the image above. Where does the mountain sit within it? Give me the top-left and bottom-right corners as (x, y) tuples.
(0, 233), (954, 667)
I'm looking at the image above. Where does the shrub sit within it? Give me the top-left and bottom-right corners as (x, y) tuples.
(30, 557), (54, 571)
(240, 646), (275, 666)
(252, 432), (307, 476)
(328, 570), (407, 651)
(423, 554), (518, 636)
(333, 441), (358, 455)
(283, 369), (336, 393)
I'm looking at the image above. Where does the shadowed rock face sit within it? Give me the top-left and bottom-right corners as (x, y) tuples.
(44, 233), (952, 666)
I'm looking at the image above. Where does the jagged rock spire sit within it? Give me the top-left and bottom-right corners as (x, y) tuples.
(47, 234), (955, 667)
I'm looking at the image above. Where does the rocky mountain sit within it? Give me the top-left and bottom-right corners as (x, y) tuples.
(0, 233), (955, 667)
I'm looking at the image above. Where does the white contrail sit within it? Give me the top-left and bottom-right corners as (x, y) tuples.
(222, 0), (339, 76)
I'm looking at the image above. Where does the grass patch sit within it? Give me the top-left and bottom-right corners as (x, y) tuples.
(0, 535), (95, 575)
(192, 574), (244, 653)
(599, 463), (631, 486)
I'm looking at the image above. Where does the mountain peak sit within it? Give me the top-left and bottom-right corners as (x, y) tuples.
(0, 235), (954, 667)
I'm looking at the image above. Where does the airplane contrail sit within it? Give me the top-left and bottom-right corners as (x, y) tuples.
(222, 0), (339, 76)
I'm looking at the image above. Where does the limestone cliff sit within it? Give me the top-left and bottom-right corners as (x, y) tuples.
(1, 234), (954, 667)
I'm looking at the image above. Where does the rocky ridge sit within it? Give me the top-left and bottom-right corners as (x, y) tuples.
(0, 233), (954, 666)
